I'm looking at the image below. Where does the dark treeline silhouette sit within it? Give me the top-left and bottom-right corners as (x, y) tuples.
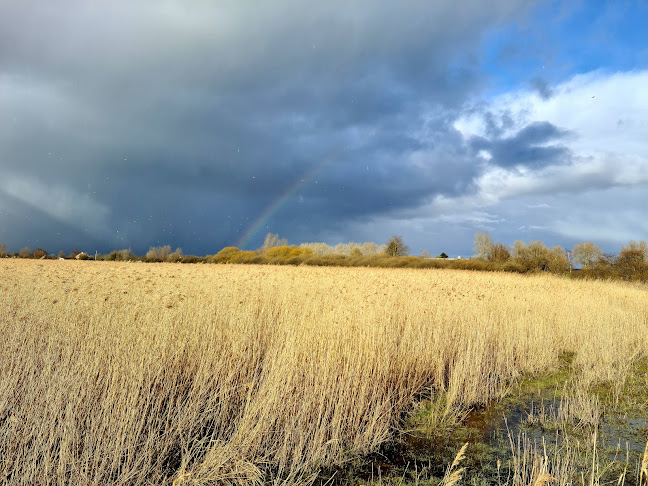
(1, 233), (646, 282)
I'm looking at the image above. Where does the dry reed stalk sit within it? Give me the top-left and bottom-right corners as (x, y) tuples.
(449, 442), (468, 471)
(640, 439), (648, 485)
(171, 472), (191, 486)
(440, 442), (468, 486)
(533, 473), (556, 486)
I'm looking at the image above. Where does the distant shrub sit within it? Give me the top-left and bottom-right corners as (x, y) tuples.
(166, 247), (182, 263)
(19, 247), (31, 259)
(266, 246), (312, 259)
(104, 249), (133, 261)
(146, 245), (171, 262)
(302, 254), (348, 266)
(621, 240), (648, 261)
(180, 255), (204, 264)
(546, 245), (571, 274)
(265, 246), (291, 258)
(230, 250), (257, 263)
(300, 241), (386, 256)
(33, 248), (48, 259)
(509, 241), (571, 274)
(299, 242), (329, 256)
(437, 252), (448, 259)
(166, 252), (182, 263)
(58, 250), (66, 259)
(392, 256), (419, 267)
(76, 252), (89, 260)
(511, 240), (550, 271)
(614, 241), (648, 281)
(296, 247), (313, 257)
(500, 261), (527, 273)
(209, 247), (243, 263)
(283, 255), (308, 266)
(117, 249), (133, 261)
(572, 242), (603, 269)
(69, 249), (81, 259)
(580, 253), (616, 280)
(487, 243), (511, 263)
(448, 258), (490, 272)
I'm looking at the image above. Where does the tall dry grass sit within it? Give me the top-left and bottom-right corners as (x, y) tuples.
(0, 260), (646, 484)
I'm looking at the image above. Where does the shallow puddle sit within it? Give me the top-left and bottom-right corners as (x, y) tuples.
(319, 362), (648, 485)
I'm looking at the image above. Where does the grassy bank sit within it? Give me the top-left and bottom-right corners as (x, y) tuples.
(0, 260), (646, 484)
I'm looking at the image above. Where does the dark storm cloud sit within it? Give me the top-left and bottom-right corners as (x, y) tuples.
(469, 121), (571, 168)
(0, 0), (535, 253)
(529, 76), (554, 99)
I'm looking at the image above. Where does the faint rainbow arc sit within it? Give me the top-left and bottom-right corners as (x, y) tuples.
(237, 150), (345, 249)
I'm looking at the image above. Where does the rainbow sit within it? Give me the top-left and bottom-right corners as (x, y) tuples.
(237, 150), (345, 249)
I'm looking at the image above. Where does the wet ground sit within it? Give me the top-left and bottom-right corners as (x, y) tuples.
(317, 357), (648, 485)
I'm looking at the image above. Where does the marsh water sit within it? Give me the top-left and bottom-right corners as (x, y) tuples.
(320, 359), (648, 485)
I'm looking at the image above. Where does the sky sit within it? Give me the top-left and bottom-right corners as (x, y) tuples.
(1, 0), (646, 257)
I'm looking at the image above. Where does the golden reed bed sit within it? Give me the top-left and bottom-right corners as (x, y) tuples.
(1, 259), (646, 484)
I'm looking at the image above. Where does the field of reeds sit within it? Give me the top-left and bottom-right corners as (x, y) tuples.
(0, 259), (646, 485)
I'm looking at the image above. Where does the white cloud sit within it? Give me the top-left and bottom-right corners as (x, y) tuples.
(475, 155), (648, 201)
(441, 69), (648, 244)
(456, 69), (648, 161)
(477, 150), (492, 161)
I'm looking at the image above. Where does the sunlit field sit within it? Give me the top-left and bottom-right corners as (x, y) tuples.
(1, 260), (646, 485)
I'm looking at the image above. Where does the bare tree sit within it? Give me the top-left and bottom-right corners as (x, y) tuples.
(528, 241), (550, 270)
(546, 245), (571, 274)
(615, 241), (648, 280)
(300, 241), (386, 256)
(0, 243), (8, 258)
(487, 243), (510, 263)
(117, 249), (133, 261)
(385, 235), (409, 257)
(146, 245), (171, 261)
(511, 240), (527, 260)
(473, 232), (494, 260)
(420, 249), (431, 258)
(261, 233), (288, 251)
(19, 247), (31, 258)
(572, 242), (603, 269)
(512, 240), (551, 271)
(621, 240), (648, 261)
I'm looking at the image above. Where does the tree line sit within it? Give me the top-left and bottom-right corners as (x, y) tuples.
(472, 232), (648, 281)
(1, 233), (646, 281)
